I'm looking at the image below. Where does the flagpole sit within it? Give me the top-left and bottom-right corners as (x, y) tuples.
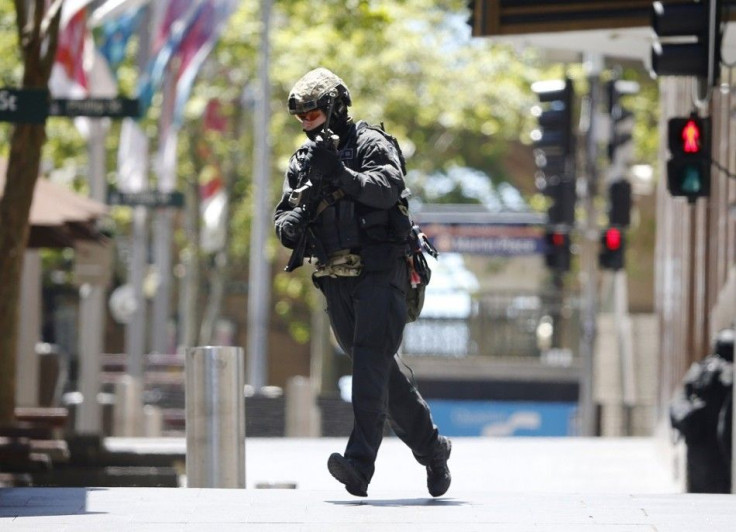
(151, 68), (176, 356)
(121, 2), (153, 435)
(76, 117), (106, 434)
(247, 0), (272, 390)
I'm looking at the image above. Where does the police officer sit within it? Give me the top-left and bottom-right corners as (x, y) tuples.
(274, 67), (451, 497)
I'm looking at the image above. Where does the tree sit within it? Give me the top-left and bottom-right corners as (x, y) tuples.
(0, 1), (62, 424)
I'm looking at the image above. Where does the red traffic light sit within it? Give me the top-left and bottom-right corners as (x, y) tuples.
(667, 115), (711, 203)
(604, 228), (622, 251)
(668, 115), (709, 157)
(681, 119), (701, 154)
(545, 230), (571, 271)
(599, 227), (625, 270)
(551, 232), (566, 246)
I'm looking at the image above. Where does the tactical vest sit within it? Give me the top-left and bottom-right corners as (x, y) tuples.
(311, 122), (411, 258)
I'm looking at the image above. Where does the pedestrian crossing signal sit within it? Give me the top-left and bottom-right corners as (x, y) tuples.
(599, 227), (625, 271)
(667, 115), (710, 203)
(544, 230), (571, 272)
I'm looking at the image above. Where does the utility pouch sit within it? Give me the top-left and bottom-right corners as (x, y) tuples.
(404, 224), (437, 323)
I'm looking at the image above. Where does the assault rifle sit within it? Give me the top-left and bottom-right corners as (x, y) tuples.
(284, 91), (340, 272)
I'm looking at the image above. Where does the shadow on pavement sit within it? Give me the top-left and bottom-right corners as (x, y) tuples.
(0, 487), (107, 518)
(327, 497), (468, 507)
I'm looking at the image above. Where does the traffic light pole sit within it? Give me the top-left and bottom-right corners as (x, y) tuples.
(578, 54), (602, 437)
(614, 269), (636, 434)
(247, 0), (273, 390)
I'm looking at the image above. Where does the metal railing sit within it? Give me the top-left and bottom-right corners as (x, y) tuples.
(403, 289), (580, 361)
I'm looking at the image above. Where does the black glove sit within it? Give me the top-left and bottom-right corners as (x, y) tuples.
(277, 207), (306, 242)
(308, 143), (345, 183)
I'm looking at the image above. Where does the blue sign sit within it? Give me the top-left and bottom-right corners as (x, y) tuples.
(426, 399), (578, 437)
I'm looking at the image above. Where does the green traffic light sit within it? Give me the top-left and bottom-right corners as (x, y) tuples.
(681, 165), (702, 193)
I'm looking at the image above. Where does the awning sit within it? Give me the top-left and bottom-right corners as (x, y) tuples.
(0, 159), (108, 248)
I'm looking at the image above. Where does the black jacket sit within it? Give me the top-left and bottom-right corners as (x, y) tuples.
(274, 121), (408, 268)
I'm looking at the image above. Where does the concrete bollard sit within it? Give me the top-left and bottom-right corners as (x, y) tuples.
(285, 376), (320, 437)
(185, 346), (245, 488)
(112, 375), (144, 437)
(143, 405), (164, 437)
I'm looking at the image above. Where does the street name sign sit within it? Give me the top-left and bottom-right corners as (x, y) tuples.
(49, 97), (141, 118)
(0, 89), (142, 122)
(0, 88), (49, 124)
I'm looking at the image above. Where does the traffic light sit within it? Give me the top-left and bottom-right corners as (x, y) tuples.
(607, 78), (638, 165)
(599, 226), (626, 271)
(546, 177), (576, 226)
(532, 78), (576, 225)
(650, 0), (722, 85)
(545, 229), (571, 272)
(531, 78), (574, 163)
(608, 179), (632, 227)
(667, 114), (711, 203)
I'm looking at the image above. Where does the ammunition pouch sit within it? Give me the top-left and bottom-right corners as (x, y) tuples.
(314, 251), (363, 279)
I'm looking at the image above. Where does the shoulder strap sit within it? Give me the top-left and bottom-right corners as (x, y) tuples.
(314, 189), (345, 218)
(356, 121), (407, 176)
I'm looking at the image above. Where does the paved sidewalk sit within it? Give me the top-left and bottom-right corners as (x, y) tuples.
(1, 437), (734, 531)
(106, 436), (682, 493)
(2, 486), (735, 531)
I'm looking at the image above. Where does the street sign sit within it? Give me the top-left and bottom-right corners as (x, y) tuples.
(0, 88), (49, 124)
(0, 90), (142, 121)
(108, 189), (185, 208)
(420, 223), (546, 257)
(49, 97), (141, 118)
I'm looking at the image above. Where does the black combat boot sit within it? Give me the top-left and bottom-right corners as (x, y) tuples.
(327, 453), (368, 497)
(423, 436), (452, 497)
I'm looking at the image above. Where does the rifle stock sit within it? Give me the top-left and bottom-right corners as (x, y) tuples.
(285, 228), (308, 272)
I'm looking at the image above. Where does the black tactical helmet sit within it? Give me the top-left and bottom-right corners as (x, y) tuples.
(287, 67), (351, 115)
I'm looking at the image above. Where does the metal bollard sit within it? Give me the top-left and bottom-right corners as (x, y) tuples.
(185, 346), (245, 488)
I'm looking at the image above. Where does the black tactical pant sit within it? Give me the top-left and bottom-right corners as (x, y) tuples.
(316, 256), (439, 482)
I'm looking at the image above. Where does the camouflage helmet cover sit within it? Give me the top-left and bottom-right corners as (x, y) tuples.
(288, 67), (351, 114)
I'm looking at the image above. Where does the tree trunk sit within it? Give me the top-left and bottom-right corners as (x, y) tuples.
(0, 124), (46, 424)
(0, 1), (61, 424)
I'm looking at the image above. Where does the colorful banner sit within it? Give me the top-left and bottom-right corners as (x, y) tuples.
(137, 0), (204, 114)
(97, 6), (145, 74)
(172, 0), (239, 126)
(50, 8), (89, 96)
